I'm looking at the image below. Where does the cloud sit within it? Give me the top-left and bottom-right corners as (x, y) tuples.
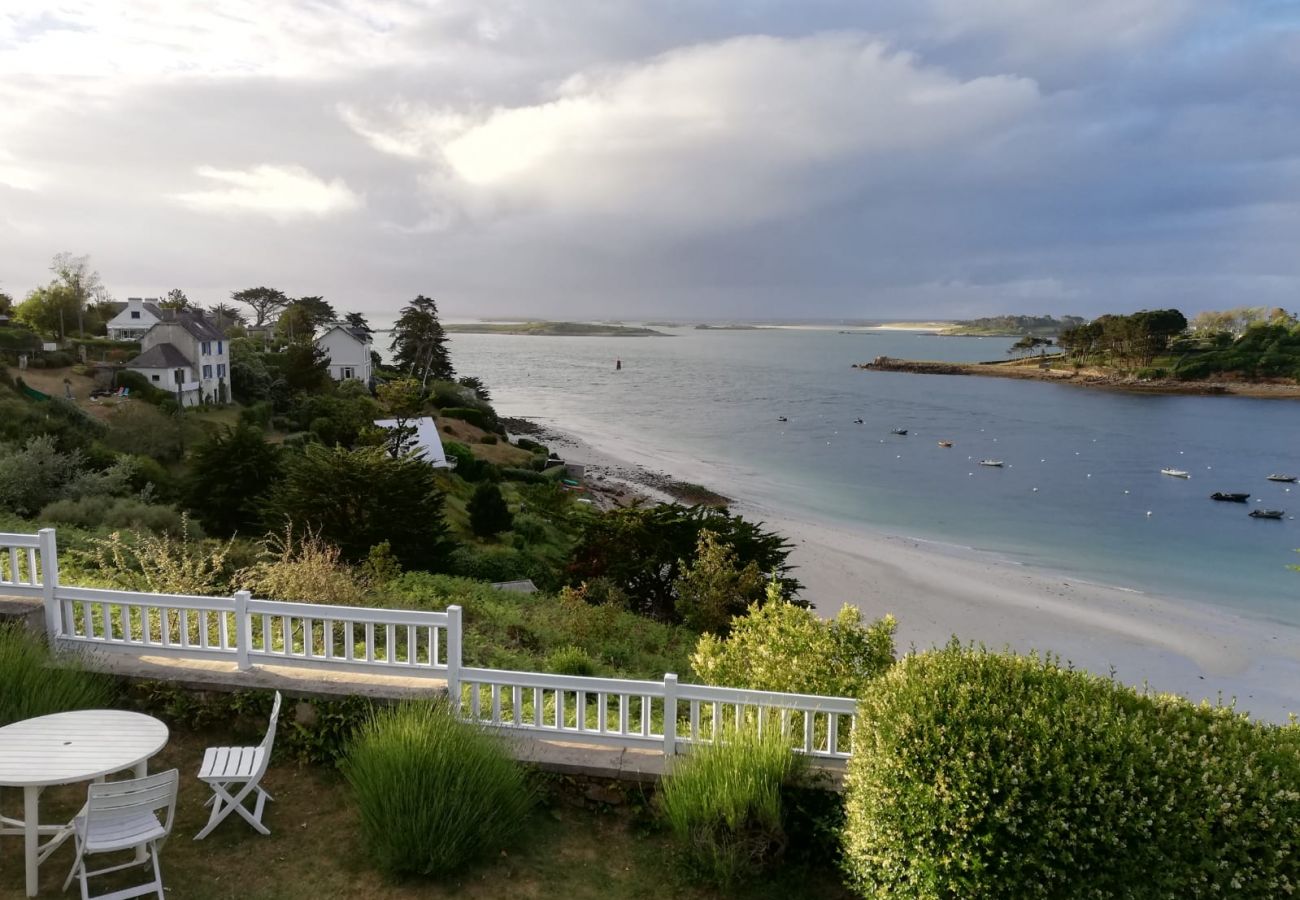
(171, 165), (362, 221)
(347, 34), (1039, 227)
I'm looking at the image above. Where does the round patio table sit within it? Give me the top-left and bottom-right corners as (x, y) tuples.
(0, 710), (169, 897)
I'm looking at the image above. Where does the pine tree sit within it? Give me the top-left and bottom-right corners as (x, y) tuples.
(390, 295), (453, 387)
(468, 482), (512, 538)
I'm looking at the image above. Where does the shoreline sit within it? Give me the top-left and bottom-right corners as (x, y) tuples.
(855, 357), (1300, 399)
(512, 417), (1300, 724)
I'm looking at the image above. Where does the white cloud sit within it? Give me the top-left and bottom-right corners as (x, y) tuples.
(346, 34), (1039, 227)
(171, 164), (362, 221)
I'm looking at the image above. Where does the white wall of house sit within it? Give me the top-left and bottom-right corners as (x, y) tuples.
(125, 314), (229, 405)
(374, 416), (449, 467)
(106, 298), (161, 340)
(129, 365), (201, 406)
(316, 326), (372, 383)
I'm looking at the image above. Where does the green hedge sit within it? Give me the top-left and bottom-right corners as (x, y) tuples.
(438, 406), (490, 430)
(499, 466), (551, 484)
(842, 644), (1300, 899)
(114, 370), (171, 404)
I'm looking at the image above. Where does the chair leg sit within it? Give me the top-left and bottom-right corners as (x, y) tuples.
(62, 834), (84, 892)
(151, 840), (165, 900)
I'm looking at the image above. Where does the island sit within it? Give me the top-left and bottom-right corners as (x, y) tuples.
(444, 321), (670, 337)
(857, 307), (1300, 398)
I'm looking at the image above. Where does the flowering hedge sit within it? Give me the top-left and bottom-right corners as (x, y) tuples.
(842, 643), (1300, 899)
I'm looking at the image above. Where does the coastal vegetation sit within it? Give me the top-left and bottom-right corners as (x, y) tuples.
(943, 314), (1085, 337)
(443, 321), (669, 336)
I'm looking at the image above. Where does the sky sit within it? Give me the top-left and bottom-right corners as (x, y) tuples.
(1, 1), (1297, 321)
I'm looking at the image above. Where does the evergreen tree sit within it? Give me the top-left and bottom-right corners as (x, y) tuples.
(185, 424), (283, 536)
(468, 482), (512, 538)
(390, 295), (453, 386)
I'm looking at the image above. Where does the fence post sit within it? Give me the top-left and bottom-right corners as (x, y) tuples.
(445, 605), (462, 713)
(38, 528), (61, 643)
(234, 591), (251, 671)
(663, 673), (678, 758)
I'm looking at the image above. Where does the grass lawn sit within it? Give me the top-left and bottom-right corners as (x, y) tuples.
(0, 727), (853, 899)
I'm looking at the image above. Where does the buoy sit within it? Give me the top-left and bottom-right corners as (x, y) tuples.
(1032, 487), (1039, 492)
(1146, 511), (1153, 516)
(1086, 474), (1091, 478)
(1123, 490), (1129, 494)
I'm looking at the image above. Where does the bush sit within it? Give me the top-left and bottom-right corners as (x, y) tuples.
(693, 587), (895, 697)
(499, 466), (550, 485)
(841, 644), (1300, 899)
(342, 700), (534, 878)
(40, 496), (191, 534)
(113, 369), (170, 404)
(468, 482), (512, 538)
(544, 645), (600, 676)
(236, 525), (370, 606)
(42, 350), (75, 368)
(659, 726), (804, 887)
(437, 407), (489, 430)
(479, 433), (498, 444)
(514, 437), (547, 455)
(0, 623), (117, 726)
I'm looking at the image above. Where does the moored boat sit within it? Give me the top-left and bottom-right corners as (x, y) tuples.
(1160, 468), (1190, 478)
(891, 428), (908, 436)
(1210, 492), (1250, 502)
(1249, 509), (1285, 519)
(938, 440), (953, 448)
(979, 459), (1004, 467)
(1266, 474), (1298, 483)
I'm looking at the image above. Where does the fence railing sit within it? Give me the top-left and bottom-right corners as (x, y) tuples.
(9, 528), (856, 762)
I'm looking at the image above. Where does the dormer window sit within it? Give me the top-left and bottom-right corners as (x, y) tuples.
(130, 311), (140, 319)
(201, 341), (211, 355)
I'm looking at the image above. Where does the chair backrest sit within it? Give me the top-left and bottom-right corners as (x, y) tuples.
(86, 769), (179, 840)
(251, 691), (283, 780)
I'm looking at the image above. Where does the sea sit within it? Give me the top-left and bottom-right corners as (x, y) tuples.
(431, 326), (1298, 628)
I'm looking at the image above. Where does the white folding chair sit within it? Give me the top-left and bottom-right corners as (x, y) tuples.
(62, 768), (179, 900)
(194, 691), (281, 840)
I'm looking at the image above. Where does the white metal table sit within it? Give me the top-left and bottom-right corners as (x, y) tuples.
(0, 710), (169, 897)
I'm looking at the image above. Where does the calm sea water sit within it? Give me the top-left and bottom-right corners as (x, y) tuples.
(444, 327), (1300, 626)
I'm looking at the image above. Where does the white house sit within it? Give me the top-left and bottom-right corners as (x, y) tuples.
(315, 324), (372, 384)
(373, 416), (450, 468)
(105, 298), (162, 340)
(125, 310), (229, 406)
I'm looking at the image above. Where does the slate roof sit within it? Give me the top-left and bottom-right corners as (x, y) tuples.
(170, 310), (224, 342)
(128, 343), (193, 369)
(318, 323), (371, 344)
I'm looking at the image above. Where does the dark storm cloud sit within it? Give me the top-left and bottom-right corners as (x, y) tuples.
(0, 1), (1296, 319)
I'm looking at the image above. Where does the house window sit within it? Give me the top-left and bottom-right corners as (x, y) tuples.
(150, 374), (160, 383)
(217, 340), (223, 355)
(130, 311), (140, 319)
(201, 341), (211, 355)
(217, 363), (226, 378)
(341, 367), (354, 379)
(202, 365), (213, 379)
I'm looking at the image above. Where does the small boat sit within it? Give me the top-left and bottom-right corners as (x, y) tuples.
(891, 428), (908, 436)
(1249, 509), (1285, 519)
(777, 416), (787, 422)
(1210, 492), (1250, 502)
(1160, 468), (1190, 478)
(854, 418), (864, 424)
(938, 440), (953, 448)
(979, 459), (1004, 467)
(1267, 474), (1298, 483)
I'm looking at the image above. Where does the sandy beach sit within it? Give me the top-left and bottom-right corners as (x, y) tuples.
(522, 419), (1300, 725)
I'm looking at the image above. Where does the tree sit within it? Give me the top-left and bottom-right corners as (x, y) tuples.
(277, 295), (336, 341)
(390, 295), (453, 387)
(566, 504), (800, 623)
(468, 482), (513, 538)
(207, 302), (246, 332)
(0, 290), (13, 316)
(672, 530), (767, 634)
(277, 341), (331, 393)
(160, 288), (192, 310)
(344, 312), (372, 337)
(185, 424), (283, 536)
(268, 444), (451, 569)
(1007, 336), (1052, 357)
(231, 286), (290, 328)
(49, 252), (106, 336)
(374, 378), (426, 457)
(16, 284), (79, 338)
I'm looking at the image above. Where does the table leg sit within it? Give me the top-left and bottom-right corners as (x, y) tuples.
(132, 761), (148, 864)
(24, 785), (38, 898)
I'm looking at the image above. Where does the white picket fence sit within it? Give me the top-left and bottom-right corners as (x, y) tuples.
(1, 529), (856, 761)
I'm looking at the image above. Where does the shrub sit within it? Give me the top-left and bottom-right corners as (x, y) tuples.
(342, 700), (534, 878)
(499, 466), (550, 485)
(236, 524), (370, 606)
(692, 585), (896, 697)
(544, 645), (600, 676)
(673, 530), (767, 634)
(841, 644), (1300, 899)
(85, 517), (233, 594)
(0, 623), (116, 726)
(113, 369), (170, 404)
(0, 434), (86, 516)
(468, 482), (512, 538)
(659, 726), (804, 887)
(437, 407), (489, 430)
(479, 433), (498, 444)
(40, 496), (191, 534)
(514, 437), (547, 455)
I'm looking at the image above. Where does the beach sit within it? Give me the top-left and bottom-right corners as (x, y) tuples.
(525, 420), (1300, 725)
